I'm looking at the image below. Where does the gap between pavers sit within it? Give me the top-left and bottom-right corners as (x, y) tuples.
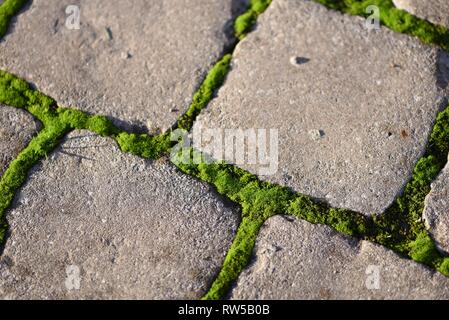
(424, 156), (449, 255)
(230, 215), (449, 300)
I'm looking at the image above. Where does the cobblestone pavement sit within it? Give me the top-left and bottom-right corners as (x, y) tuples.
(0, 0), (449, 300)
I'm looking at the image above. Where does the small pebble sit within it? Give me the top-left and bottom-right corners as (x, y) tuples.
(308, 129), (325, 141)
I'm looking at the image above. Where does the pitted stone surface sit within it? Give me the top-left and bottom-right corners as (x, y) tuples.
(0, 104), (40, 177)
(424, 159), (449, 254)
(0, 131), (240, 299)
(0, 0), (247, 132)
(393, 0), (449, 29)
(194, 0), (449, 216)
(230, 216), (449, 300)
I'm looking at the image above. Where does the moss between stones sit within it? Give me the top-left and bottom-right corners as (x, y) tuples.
(364, 106), (449, 276)
(175, 151), (292, 299)
(235, 0), (272, 39)
(0, 0), (27, 39)
(313, 0), (449, 52)
(1, 0), (449, 300)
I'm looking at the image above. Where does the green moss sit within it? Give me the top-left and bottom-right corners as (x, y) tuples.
(177, 106), (449, 300)
(175, 152), (296, 300)
(288, 194), (326, 224)
(0, 69), (40, 110)
(313, 0), (449, 51)
(0, 0), (28, 39)
(176, 54), (232, 132)
(235, 0), (272, 39)
(327, 208), (369, 236)
(177, 152), (292, 221)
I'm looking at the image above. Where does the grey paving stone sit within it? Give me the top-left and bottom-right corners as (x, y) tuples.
(0, 130), (240, 299)
(193, 0), (449, 215)
(0, 0), (247, 132)
(423, 158), (449, 253)
(393, 0), (449, 29)
(230, 215), (449, 300)
(0, 104), (40, 177)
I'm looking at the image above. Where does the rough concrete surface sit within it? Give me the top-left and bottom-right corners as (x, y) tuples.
(194, 0), (449, 215)
(424, 158), (449, 254)
(0, 131), (240, 299)
(393, 0), (449, 29)
(0, 0), (247, 132)
(0, 104), (40, 177)
(230, 215), (449, 300)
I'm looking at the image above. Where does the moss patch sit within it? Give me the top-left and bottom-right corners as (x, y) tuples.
(0, 0), (28, 39)
(313, 0), (449, 51)
(175, 54), (232, 132)
(367, 106), (449, 267)
(438, 258), (449, 277)
(288, 195), (369, 237)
